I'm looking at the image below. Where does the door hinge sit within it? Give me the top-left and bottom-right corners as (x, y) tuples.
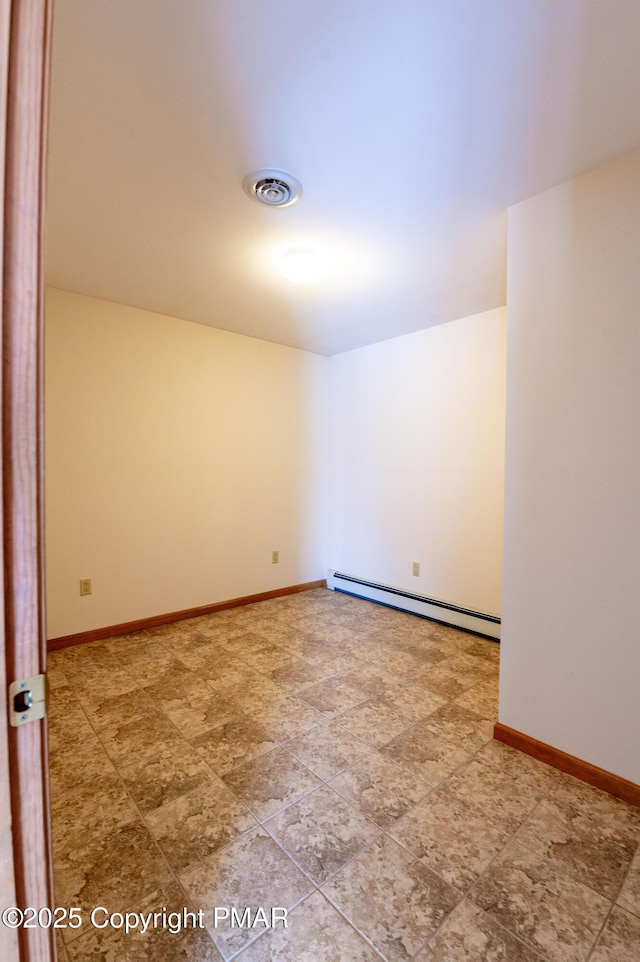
(9, 674), (48, 727)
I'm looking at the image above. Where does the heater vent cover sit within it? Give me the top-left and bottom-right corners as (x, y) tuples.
(243, 169), (302, 208)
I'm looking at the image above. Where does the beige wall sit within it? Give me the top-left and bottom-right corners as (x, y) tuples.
(500, 148), (640, 783)
(327, 309), (506, 616)
(45, 289), (329, 638)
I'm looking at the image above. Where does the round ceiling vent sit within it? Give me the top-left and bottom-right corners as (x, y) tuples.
(243, 169), (302, 208)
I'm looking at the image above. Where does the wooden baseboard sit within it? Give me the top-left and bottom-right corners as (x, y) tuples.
(494, 722), (640, 808)
(47, 580), (327, 651)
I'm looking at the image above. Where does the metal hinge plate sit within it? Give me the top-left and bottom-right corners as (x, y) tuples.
(9, 674), (48, 727)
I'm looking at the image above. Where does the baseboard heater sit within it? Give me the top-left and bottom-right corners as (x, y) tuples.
(327, 570), (501, 641)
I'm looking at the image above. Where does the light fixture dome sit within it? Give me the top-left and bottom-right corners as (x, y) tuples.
(279, 248), (323, 284)
(243, 169), (302, 208)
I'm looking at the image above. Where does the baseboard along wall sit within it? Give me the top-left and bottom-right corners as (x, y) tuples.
(47, 580), (327, 650)
(494, 722), (640, 808)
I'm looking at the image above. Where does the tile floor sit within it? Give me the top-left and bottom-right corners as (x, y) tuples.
(47, 588), (640, 961)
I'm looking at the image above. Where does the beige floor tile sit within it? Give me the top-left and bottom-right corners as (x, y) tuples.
(49, 736), (120, 796)
(470, 838), (611, 962)
(235, 890), (384, 961)
(299, 678), (371, 717)
(589, 905), (640, 962)
(145, 780), (257, 873)
(265, 656), (335, 692)
(191, 716), (277, 776)
(51, 774), (139, 855)
(236, 643), (294, 672)
(75, 686), (158, 732)
(416, 898), (545, 962)
(98, 711), (185, 765)
(266, 784), (380, 884)
(159, 688), (244, 739)
(383, 680), (449, 721)
(64, 881), (222, 961)
(285, 719), (372, 779)
(180, 826), (313, 959)
(515, 797), (637, 899)
(50, 593), (636, 962)
(617, 849), (640, 917)
(222, 746), (321, 821)
(336, 697), (414, 748)
(329, 751), (431, 829)
(542, 775), (640, 845)
(390, 789), (509, 891)
(411, 663), (477, 698)
(339, 665), (402, 699)
(322, 835), (459, 962)
(381, 718), (483, 786)
(54, 820), (174, 925)
(246, 692), (324, 740)
(436, 758), (546, 834)
(119, 740), (219, 812)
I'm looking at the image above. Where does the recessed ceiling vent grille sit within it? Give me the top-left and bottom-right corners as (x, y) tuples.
(243, 169), (302, 208)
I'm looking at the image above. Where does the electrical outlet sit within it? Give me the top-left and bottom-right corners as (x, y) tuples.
(272, 550), (280, 564)
(412, 562), (420, 577)
(79, 578), (92, 596)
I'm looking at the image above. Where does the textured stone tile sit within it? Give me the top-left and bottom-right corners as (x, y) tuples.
(64, 881), (222, 961)
(330, 751), (431, 829)
(51, 773), (139, 855)
(322, 835), (459, 962)
(140, 664), (207, 705)
(75, 686), (158, 732)
(417, 702), (494, 748)
(191, 716), (277, 776)
(54, 820), (174, 921)
(390, 789), (509, 891)
(236, 890), (383, 961)
(266, 656), (334, 692)
(48, 686), (95, 750)
(515, 798), (637, 899)
(236, 643), (294, 672)
(46, 657), (70, 690)
(49, 735), (119, 795)
(98, 711), (184, 765)
(381, 718), (482, 786)
(437, 758), (546, 834)
(416, 898), (545, 962)
(119, 740), (217, 812)
(266, 784), (380, 884)
(222, 747), (321, 821)
(159, 688), (244, 739)
(411, 663), (477, 698)
(73, 668), (140, 700)
(285, 720), (371, 780)
(180, 826), (313, 959)
(470, 839), (611, 962)
(473, 740), (563, 791)
(247, 692), (324, 740)
(383, 681), (449, 721)
(299, 678), (371, 717)
(336, 698), (414, 748)
(617, 848), (640, 917)
(590, 905), (640, 962)
(146, 781), (257, 873)
(542, 775), (640, 845)
(339, 665), (401, 699)
(111, 638), (182, 677)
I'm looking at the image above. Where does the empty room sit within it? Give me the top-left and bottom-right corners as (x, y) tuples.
(1, 1), (639, 961)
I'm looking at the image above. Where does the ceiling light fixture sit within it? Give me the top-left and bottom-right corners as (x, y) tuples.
(279, 248), (324, 284)
(243, 168), (302, 208)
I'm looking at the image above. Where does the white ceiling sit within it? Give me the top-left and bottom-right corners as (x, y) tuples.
(46, 0), (640, 355)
